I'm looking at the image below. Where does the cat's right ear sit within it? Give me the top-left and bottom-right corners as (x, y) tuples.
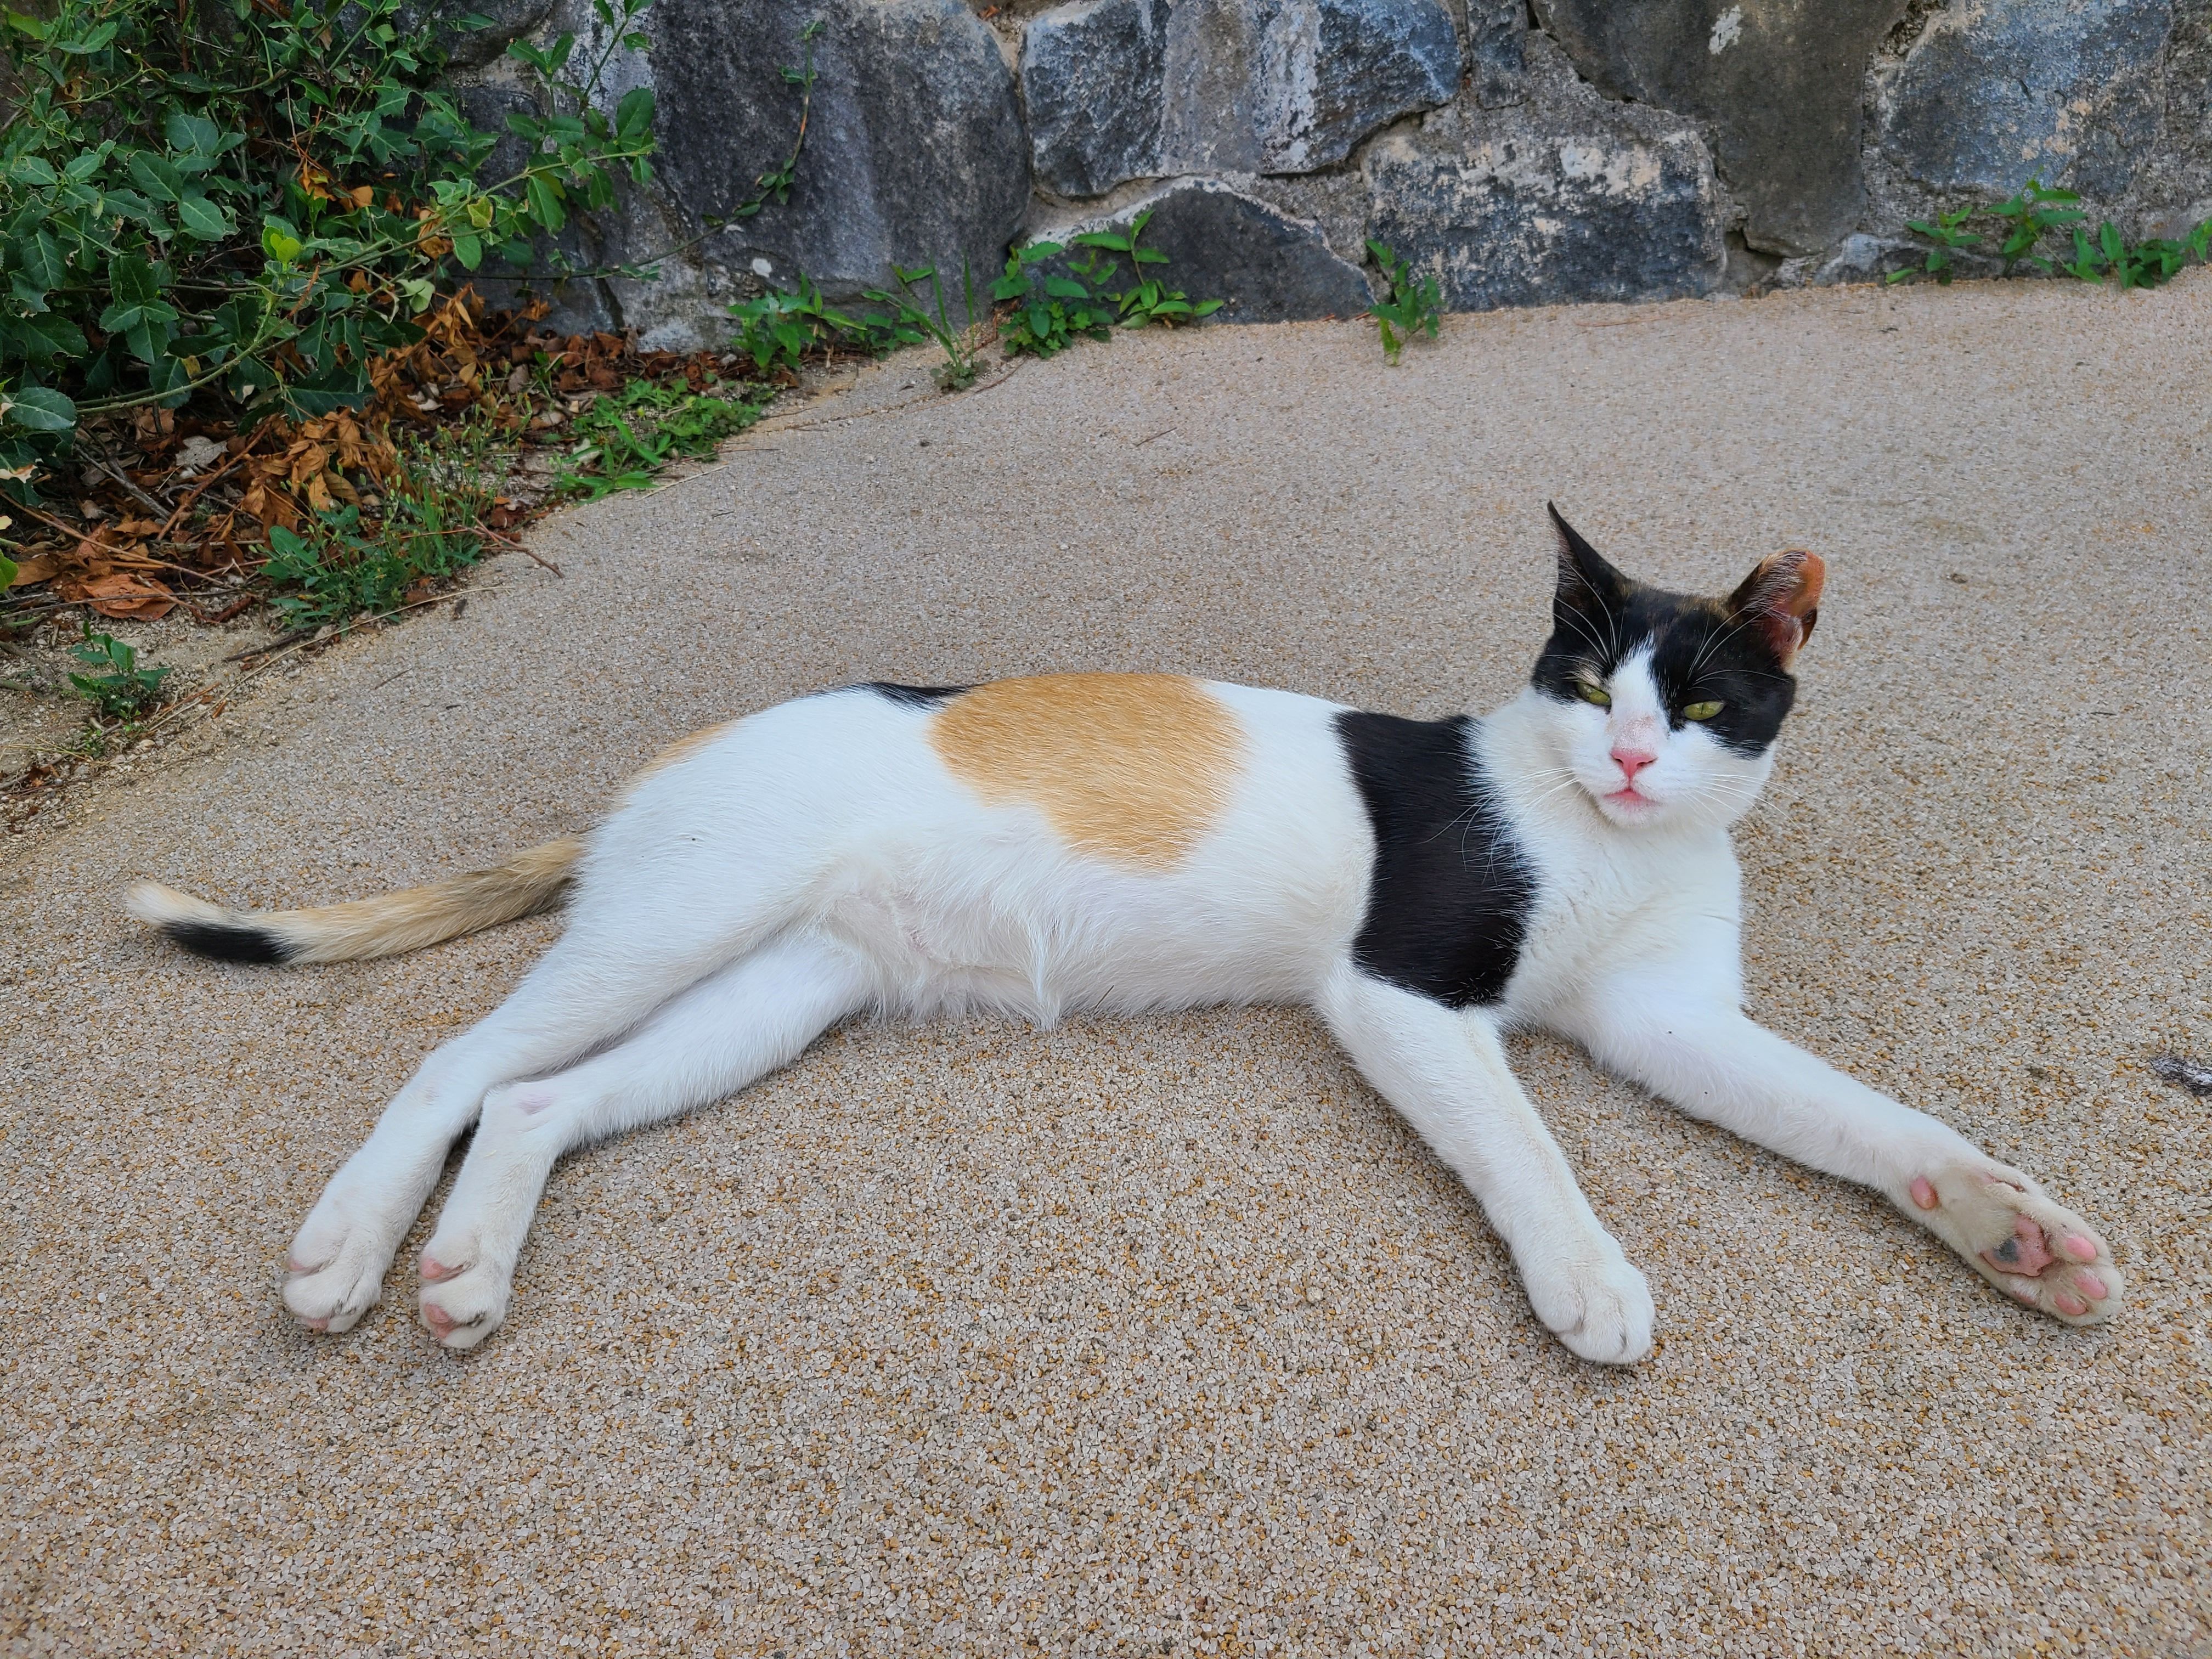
(1547, 503), (1629, 613)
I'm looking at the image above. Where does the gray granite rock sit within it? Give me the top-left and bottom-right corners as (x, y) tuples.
(1877, 0), (2175, 199)
(1023, 0), (1173, 198)
(410, 0), (557, 70)
(1466, 0), (1529, 108)
(1036, 180), (1374, 323)
(1362, 37), (1727, 311)
(642, 0), (1030, 300)
(1534, 0), (1911, 257)
(1020, 0), (1460, 198)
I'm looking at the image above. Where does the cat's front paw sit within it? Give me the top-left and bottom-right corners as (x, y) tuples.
(1906, 1160), (2124, 1327)
(1523, 1248), (1655, 1365)
(282, 1192), (403, 1333)
(416, 1242), (513, 1351)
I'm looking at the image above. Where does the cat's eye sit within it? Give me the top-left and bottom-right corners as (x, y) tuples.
(1681, 699), (1724, 721)
(1576, 681), (1612, 708)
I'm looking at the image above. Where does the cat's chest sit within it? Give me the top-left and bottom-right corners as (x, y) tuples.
(1502, 833), (1740, 1014)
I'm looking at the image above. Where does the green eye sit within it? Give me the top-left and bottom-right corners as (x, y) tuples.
(1681, 699), (1724, 721)
(1576, 681), (1612, 708)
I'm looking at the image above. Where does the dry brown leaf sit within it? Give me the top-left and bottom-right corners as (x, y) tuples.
(65, 572), (176, 620)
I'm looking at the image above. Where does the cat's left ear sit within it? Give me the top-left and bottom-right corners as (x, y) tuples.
(1726, 549), (1825, 666)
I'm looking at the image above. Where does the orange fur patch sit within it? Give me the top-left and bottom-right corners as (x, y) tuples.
(929, 675), (1243, 868)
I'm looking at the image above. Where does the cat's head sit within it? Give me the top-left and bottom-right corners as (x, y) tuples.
(1528, 505), (1822, 831)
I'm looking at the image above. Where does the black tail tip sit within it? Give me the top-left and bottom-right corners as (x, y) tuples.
(163, 921), (295, 965)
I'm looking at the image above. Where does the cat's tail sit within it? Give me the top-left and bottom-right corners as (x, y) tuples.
(126, 837), (585, 966)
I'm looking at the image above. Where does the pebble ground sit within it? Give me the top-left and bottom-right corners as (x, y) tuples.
(3, 272), (2208, 1657)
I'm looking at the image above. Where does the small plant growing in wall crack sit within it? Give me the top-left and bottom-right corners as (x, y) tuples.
(992, 242), (1114, 358)
(1365, 240), (1441, 363)
(1891, 206), (1982, 284)
(1890, 177), (2211, 290)
(1074, 210), (1223, 329)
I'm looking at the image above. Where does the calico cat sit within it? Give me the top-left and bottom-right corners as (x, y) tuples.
(128, 507), (2124, 1361)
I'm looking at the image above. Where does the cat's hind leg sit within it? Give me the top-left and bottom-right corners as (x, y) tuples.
(1556, 951), (2124, 1328)
(284, 849), (820, 1334)
(411, 931), (873, 1349)
(1318, 963), (1654, 1364)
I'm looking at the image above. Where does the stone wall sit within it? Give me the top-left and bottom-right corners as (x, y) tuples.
(447, 0), (2212, 344)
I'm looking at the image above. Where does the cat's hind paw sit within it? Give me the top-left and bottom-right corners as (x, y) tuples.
(1525, 1250), (1655, 1365)
(1908, 1162), (2124, 1327)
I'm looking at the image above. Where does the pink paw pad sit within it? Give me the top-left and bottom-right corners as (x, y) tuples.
(420, 1255), (462, 1282)
(1984, 1215), (2055, 1276)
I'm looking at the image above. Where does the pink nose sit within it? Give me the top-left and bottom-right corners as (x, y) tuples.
(1611, 748), (1655, 782)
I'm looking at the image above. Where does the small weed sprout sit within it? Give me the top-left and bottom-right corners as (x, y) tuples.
(1988, 179), (2083, 270)
(728, 275), (898, 375)
(1890, 207), (1981, 285)
(1365, 240), (1442, 362)
(878, 262), (986, 391)
(68, 629), (172, 718)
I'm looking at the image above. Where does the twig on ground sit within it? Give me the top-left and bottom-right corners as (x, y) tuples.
(90, 455), (173, 519)
(223, 626), (319, 662)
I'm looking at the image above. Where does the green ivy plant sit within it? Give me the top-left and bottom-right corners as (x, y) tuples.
(0, 0), (659, 501)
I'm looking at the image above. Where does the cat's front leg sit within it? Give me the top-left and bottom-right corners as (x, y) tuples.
(1316, 963), (1653, 1364)
(1558, 966), (2124, 1328)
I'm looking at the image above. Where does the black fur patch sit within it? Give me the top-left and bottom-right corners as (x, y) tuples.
(1536, 508), (1797, 756)
(1335, 711), (1534, 1009)
(165, 921), (293, 964)
(864, 682), (970, 709)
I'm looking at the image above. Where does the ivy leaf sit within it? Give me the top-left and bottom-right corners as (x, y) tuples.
(129, 151), (186, 204)
(524, 173), (566, 233)
(3, 312), (88, 363)
(451, 230), (483, 269)
(17, 229), (67, 291)
(162, 109), (224, 156)
(175, 192), (232, 240)
(2, 386), (77, 431)
(108, 252), (161, 308)
(285, 363), (372, 415)
(614, 86), (654, 140)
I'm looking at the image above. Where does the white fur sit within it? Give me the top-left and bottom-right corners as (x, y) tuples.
(278, 676), (2123, 1358)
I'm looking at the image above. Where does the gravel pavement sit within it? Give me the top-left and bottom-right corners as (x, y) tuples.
(4, 273), (2209, 1657)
